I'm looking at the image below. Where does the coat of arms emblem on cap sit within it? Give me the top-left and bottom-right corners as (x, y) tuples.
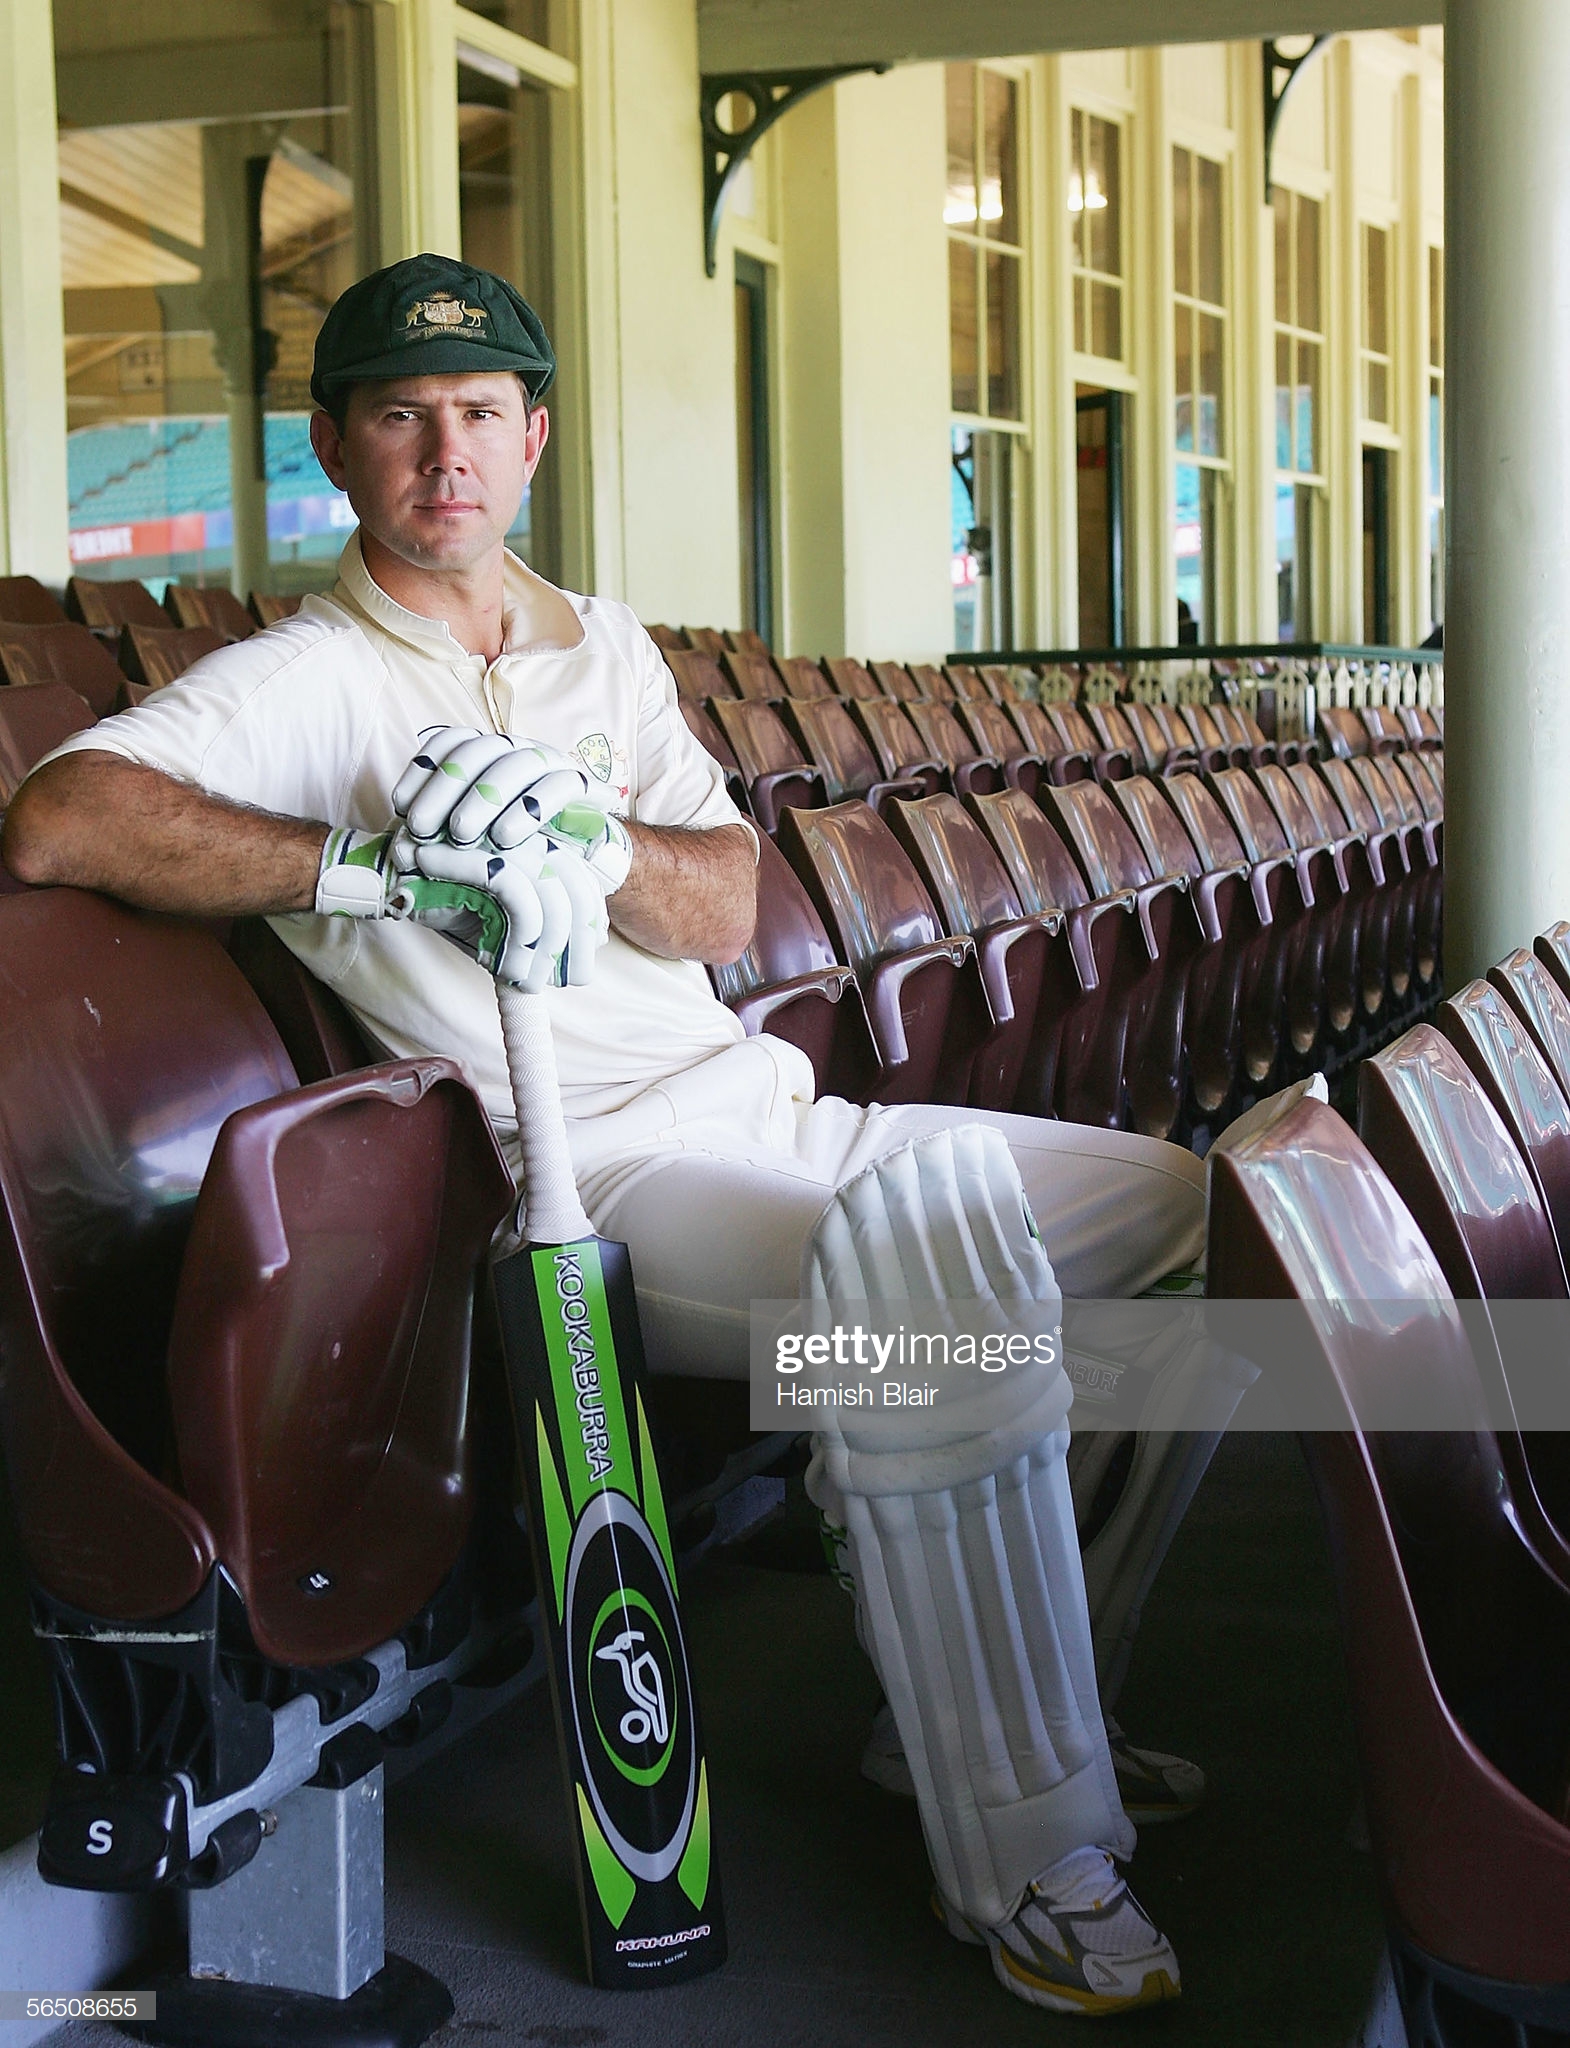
(403, 291), (487, 333)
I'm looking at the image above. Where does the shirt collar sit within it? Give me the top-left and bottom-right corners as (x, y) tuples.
(333, 530), (586, 661)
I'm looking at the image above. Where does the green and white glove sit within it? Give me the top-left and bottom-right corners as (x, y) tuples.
(315, 824), (418, 918)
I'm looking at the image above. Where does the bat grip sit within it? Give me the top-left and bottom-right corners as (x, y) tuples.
(497, 983), (594, 1244)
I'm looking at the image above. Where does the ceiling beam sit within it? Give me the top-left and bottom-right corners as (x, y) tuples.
(698, 1), (1432, 72)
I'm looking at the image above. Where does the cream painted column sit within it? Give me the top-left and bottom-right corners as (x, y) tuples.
(1446, 0), (1570, 981)
(0, 0), (69, 584)
(391, 0), (462, 257)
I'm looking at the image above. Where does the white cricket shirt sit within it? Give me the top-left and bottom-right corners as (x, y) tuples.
(42, 536), (810, 1143)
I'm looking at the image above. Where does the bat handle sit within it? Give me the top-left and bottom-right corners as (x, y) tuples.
(496, 983), (594, 1244)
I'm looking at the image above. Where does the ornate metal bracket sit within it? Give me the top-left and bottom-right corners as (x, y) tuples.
(701, 66), (889, 276)
(1262, 35), (1330, 200)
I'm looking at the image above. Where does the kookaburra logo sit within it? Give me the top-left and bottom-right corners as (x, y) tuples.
(595, 1626), (669, 1747)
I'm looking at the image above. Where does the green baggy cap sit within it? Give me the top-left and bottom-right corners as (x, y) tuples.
(310, 252), (556, 408)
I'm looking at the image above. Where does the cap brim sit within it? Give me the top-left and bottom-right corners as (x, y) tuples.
(313, 338), (555, 406)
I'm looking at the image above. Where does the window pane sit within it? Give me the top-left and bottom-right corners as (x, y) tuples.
(1276, 480), (1298, 638)
(1275, 332), (1292, 470)
(985, 248), (1020, 417)
(1430, 375), (1443, 492)
(1074, 275), (1087, 354)
(463, 0), (551, 41)
(1196, 154), (1224, 306)
(949, 238), (979, 412)
(58, 0), (372, 599)
(1086, 115), (1120, 278)
(1070, 108), (1086, 261)
(945, 64), (977, 227)
(1172, 147), (1192, 299)
(982, 71), (1018, 245)
(1296, 337), (1320, 473)
(1366, 357), (1388, 424)
(1199, 310), (1224, 456)
(1089, 280), (1121, 360)
(1297, 196), (1321, 332)
(1273, 188), (1291, 324)
(1364, 225), (1388, 355)
(1174, 306), (1194, 452)
(1175, 460), (1211, 639)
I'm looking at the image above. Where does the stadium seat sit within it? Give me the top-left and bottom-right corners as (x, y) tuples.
(1438, 978), (1570, 1276)
(1317, 704), (1373, 760)
(0, 575), (65, 625)
(1208, 1096), (1570, 2041)
(164, 584), (256, 640)
(966, 786), (1148, 1129)
(1357, 755), (1442, 992)
(720, 649), (785, 702)
(117, 622), (226, 702)
(780, 696), (925, 812)
(886, 793), (1071, 1114)
(776, 801), (990, 1105)
(905, 662), (958, 704)
(1245, 763), (1360, 1044)
(954, 697), (1047, 797)
(645, 623), (686, 653)
(227, 916), (376, 1084)
(64, 576), (165, 634)
(979, 664), (1028, 707)
(902, 699), (1004, 797)
(677, 697), (751, 814)
(1109, 773), (1253, 1121)
(664, 647), (737, 704)
(1285, 762), (1394, 1025)
(1006, 699), (1094, 784)
(248, 591), (305, 628)
(0, 619), (123, 717)
(0, 888), (512, 1858)
(869, 660), (924, 704)
(943, 663), (993, 703)
(1036, 781), (1196, 1138)
(727, 627), (770, 658)
(1539, 920), (1570, 1010)
(1399, 703), (1444, 751)
(1493, 945), (1570, 1106)
(0, 682), (96, 800)
(1317, 757), (1417, 1012)
(849, 698), (945, 796)
(1209, 701), (1270, 766)
(1042, 700), (1133, 781)
(774, 654), (834, 701)
(823, 656), (882, 701)
(704, 698), (826, 833)
(681, 625), (728, 658)
(1176, 701), (1244, 770)
(1359, 704), (1407, 755)
(1096, 701), (1198, 779)
(708, 833), (879, 1102)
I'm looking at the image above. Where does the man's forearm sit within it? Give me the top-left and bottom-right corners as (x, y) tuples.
(3, 752), (327, 917)
(610, 821), (756, 963)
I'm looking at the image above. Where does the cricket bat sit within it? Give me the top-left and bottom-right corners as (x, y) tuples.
(490, 983), (726, 1988)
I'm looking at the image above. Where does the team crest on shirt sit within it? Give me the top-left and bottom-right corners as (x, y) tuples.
(575, 732), (613, 782)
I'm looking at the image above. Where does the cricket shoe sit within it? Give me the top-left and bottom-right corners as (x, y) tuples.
(860, 1703), (1205, 1824)
(934, 1845), (1180, 2017)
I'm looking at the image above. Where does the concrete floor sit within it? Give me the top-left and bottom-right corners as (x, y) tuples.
(7, 1432), (1386, 2048)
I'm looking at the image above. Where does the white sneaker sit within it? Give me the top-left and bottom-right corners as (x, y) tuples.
(934, 1846), (1181, 2017)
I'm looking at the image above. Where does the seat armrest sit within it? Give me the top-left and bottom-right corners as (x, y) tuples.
(1131, 872), (1192, 961)
(1094, 747), (1136, 781)
(730, 966), (857, 1037)
(1245, 850), (1296, 923)
(1058, 891), (1137, 992)
(972, 911), (1065, 1025)
(749, 767), (827, 834)
(1045, 749), (1096, 786)
(866, 776), (928, 814)
(862, 936), (974, 1067)
(1188, 863), (1250, 946)
(1001, 751), (1046, 794)
(948, 756), (1004, 799)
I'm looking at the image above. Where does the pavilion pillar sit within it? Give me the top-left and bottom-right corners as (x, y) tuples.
(1445, 0), (1570, 982)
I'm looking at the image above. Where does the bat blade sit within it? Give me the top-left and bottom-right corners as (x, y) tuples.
(493, 1233), (726, 1989)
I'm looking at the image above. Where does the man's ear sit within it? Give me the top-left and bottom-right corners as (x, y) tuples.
(310, 409), (349, 492)
(523, 403), (550, 484)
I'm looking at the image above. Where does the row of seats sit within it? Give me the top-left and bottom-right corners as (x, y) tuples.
(1208, 922), (1570, 2042)
(709, 747), (1443, 1148)
(1318, 700), (1444, 759)
(0, 570), (303, 641)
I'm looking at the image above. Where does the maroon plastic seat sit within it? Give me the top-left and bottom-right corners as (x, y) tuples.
(1208, 1098), (1570, 2030)
(1035, 781), (1196, 1139)
(774, 654), (834, 701)
(979, 664), (1027, 707)
(0, 889), (510, 1670)
(645, 623), (686, 653)
(1008, 700), (1094, 784)
(248, 591), (304, 628)
(1537, 921), (1570, 1013)
(902, 699), (1003, 798)
(850, 698), (945, 797)
(1358, 755), (1442, 991)
(1285, 761), (1394, 1025)
(64, 576), (166, 635)
(1494, 946), (1570, 1106)
(966, 787), (1145, 1129)
(824, 656), (882, 701)
(227, 917), (376, 1084)
(776, 802), (989, 1105)
(720, 649), (785, 702)
(164, 585), (255, 640)
(943, 664), (992, 704)
(0, 575), (65, 625)
(665, 647), (737, 705)
(1097, 701), (1198, 779)
(869, 660), (924, 704)
(1394, 750), (1445, 834)
(954, 698), (1046, 798)
(1209, 701), (1272, 768)
(709, 834), (879, 1101)
(1176, 701), (1242, 770)
(1439, 979), (1570, 1282)
(117, 622), (228, 706)
(0, 682), (95, 801)
(1109, 774), (1253, 1122)
(705, 698), (826, 833)
(0, 620), (123, 718)
(781, 696), (924, 812)
(1317, 757), (1416, 1009)
(681, 625), (728, 658)
(1042, 700), (1132, 781)
(1316, 704), (1371, 759)
(1243, 763), (1359, 1044)
(1399, 703), (1444, 751)
(726, 626), (770, 658)
(886, 794), (1070, 1115)
(677, 696), (751, 814)
(1360, 704), (1407, 755)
